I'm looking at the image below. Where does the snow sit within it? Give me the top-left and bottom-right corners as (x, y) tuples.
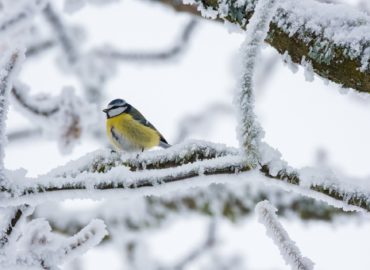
(234, 0), (277, 164)
(0, 50), (25, 184)
(256, 200), (314, 270)
(185, 0), (370, 73)
(301, 57), (315, 82)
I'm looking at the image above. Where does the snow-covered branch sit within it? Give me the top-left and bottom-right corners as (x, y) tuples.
(158, 0), (370, 93)
(256, 200), (314, 270)
(11, 84), (97, 154)
(0, 141), (368, 213)
(34, 180), (353, 241)
(0, 205), (31, 249)
(25, 39), (55, 58)
(235, 0), (277, 164)
(0, 0), (47, 39)
(0, 51), (24, 182)
(43, 4), (78, 64)
(0, 212), (107, 269)
(43, 4), (110, 106)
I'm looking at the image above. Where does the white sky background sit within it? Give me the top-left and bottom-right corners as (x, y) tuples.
(3, 0), (370, 269)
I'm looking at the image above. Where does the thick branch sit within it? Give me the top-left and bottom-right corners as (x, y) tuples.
(157, 0), (370, 93)
(1, 141), (369, 212)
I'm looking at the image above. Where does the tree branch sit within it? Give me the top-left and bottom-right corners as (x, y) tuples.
(256, 200), (314, 270)
(155, 0), (370, 93)
(0, 141), (369, 213)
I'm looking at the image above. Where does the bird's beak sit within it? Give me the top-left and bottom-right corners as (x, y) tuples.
(102, 108), (109, 113)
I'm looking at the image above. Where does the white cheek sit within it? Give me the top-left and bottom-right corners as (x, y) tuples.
(108, 106), (127, 117)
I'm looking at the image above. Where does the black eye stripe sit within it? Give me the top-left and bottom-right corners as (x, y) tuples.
(109, 105), (126, 111)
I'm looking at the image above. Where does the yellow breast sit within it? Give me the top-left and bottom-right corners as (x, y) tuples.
(106, 113), (160, 150)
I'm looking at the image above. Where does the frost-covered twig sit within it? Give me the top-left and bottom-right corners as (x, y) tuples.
(11, 84), (96, 154)
(11, 85), (59, 117)
(0, 205), (31, 249)
(50, 219), (108, 266)
(7, 128), (41, 142)
(235, 0), (277, 164)
(95, 18), (198, 62)
(0, 0), (47, 38)
(43, 4), (78, 64)
(0, 51), (24, 182)
(25, 39), (55, 58)
(43, 4), (109, 106)
(256, 200), (314, 270)
(0, 215), (107, 269)
(161, 0), (370, 93)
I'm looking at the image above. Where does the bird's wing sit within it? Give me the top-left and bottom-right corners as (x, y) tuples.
(129, 106), (169, 145)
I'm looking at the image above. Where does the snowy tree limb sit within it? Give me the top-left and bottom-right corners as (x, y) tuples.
(34, 181), (352, 240)
(0, 205), (31, 249)
(0, 141), (368, 212)
(25, 39), (55, 58)
(7, 128), (41, 142)
(0, 51), (24, 182)
(156, 0), (370, 93)
(11, 83), (97, 154)
(11, 86), (59, 117)
(0, 215), (108, 269)
(0, 0), (47, 38)
(256, 200), (314, 270)
(235, 0), (277, 164)
(43, 4), (78, 64)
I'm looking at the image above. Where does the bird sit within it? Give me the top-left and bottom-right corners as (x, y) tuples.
(102, 98), (171, 152)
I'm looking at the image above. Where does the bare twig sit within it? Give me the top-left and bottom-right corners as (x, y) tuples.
(95, 18), (198, 62)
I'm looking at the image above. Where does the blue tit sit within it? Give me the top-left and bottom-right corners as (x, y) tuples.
(103, 99), (171, 152)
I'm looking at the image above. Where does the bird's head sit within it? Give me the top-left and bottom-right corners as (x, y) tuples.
(103, 99), (129, 118)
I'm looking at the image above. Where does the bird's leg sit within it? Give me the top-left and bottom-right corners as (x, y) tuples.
(136, 148), (144, 159)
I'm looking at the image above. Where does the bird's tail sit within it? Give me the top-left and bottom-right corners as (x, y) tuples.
(159, 141), (171, 149)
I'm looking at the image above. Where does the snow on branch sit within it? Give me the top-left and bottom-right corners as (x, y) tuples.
(0, 205), (32, 249)
(0, 50), (25, 183)
(0, 141), (368, 213)
(50, 219), (108, 266)
(158, 0), (370, 93)
(11, 84), (97, 154)
(43, 4), (113, 106)
(0, 0), (47, 39)
(25, 39), (55, 58)
(43, 3), (78, 64)
(34, 181), (354, 240)
(235, 0), (277, 164)
(0, 213), (107, 269)
(256, 200), (314, 270)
